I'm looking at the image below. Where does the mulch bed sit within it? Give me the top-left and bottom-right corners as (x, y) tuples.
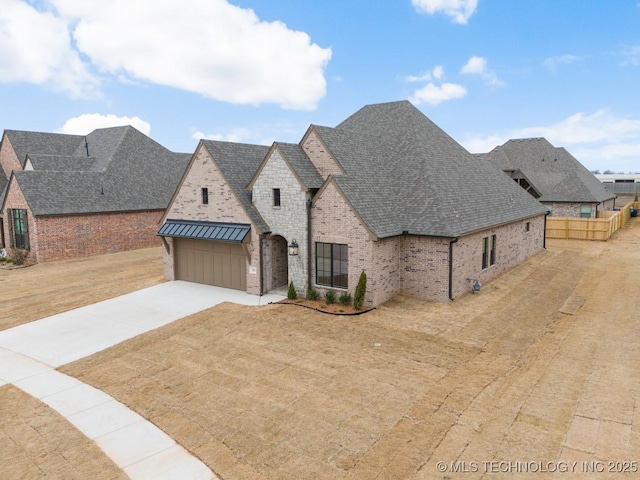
(277, 298), (375, 315)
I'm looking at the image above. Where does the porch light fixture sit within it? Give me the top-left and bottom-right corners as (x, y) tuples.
(288, 239), (299, 256)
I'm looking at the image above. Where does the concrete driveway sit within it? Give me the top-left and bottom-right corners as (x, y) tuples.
(0, 281), (284, 480)
(0, 280), (283, 367)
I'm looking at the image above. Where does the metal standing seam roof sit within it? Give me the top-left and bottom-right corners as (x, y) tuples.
(158, 220), (250, 242)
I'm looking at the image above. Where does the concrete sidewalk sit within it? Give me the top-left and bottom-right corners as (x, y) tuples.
(0, 281), (284, 480)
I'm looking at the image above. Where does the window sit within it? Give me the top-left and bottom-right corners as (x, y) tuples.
(201, 187), (209, 205)
(9, 209), (30, 250)
(273, 188), (281, 207)
(490, 234), (496, 266)
(482, 235), (496, 269)
(580, 204), (592, 219)
(525, 222), (531, 232)
(316, 242), (348, 288)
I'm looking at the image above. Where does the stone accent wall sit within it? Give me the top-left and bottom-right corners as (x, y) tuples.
(301, 129), (344, 180)
(451, 215), (545, 298)
(0, 135), (22, 180)
(163, 147), (261, 294)
(251, 148), (310, 294)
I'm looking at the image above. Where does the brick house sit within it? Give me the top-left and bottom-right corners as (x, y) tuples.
(477, 138), (616, 218)
(159, 101), (548, 306)
(0, 126), (190, 263)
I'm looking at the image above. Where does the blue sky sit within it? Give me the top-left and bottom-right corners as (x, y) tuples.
(1, 0), (639, 172)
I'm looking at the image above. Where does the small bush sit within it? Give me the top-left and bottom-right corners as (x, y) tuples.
(324, 290), (336, 304)
(12, 249), (29, 266)
(338, 292), (352, 305)
(353, 271), (367, 310)
(306, 288), (319, 300)
(287, 281), (297, 300)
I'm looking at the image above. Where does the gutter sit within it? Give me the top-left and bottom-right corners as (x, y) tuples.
(448, 237), (459, 301)
(543, 210), (550, 249)
(307, 198), (312, 292)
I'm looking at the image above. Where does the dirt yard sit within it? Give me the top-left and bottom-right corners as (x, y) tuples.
(0, 247), (165, 331)
(1, 221), (640, 479)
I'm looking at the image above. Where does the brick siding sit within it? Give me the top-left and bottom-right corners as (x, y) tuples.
(162, 146), (261, 294)
(311, 180), (375, 304)
(301, 129), (344, 180)
(311, 181), (546, 305)
(451, 215), (545, 298)
(0, 135), (22, 180)
(34, 210), (163, 262)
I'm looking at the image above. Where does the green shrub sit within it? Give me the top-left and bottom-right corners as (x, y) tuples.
(306, 288), (319, 300)
(287, 281), (297, 300)
(353, 271), (367, 310)
(324, 290), (336, 304)
(338, 292), (352, 305)
(12, 249), (29, 266)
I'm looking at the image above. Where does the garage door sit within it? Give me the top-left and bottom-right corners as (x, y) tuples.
(175, 238), (246, 290)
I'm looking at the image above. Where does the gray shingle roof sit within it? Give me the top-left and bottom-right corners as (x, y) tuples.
(201, 140), (271, 233)
(478, 138), (615, 203)
(275, 142), (324, 189)
(3, 126), (190, 215)
(315, 101), (547, 238)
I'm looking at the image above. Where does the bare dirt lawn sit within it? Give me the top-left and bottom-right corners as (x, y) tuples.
(0, 247), (165, 331)
(2, 222), (640, 479)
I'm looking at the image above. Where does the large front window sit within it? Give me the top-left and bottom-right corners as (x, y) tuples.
(10, 209), (30, 250)
(316, 242), (348, 288)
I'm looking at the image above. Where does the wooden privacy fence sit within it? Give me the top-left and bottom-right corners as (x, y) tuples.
(546, 201), (639, 241)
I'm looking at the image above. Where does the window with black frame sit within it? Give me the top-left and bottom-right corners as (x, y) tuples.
(11, 209), (30, 250)
(316, 242), (348, 288)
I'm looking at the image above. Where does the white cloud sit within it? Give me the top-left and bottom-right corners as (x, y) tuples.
(410, 82), (467, 105)
(58, 113), (151, 135)
(52, 0), (331, 109)
(0, 0), (99, 97)
(620, 45), (640, 66)
(405, 65), (444, 82)
(462, 110), (640, 171)
(411, 0), (478, 24)
(0, 0), (331, 109)
(461, 56), (504, 86)
(543, 54), (581, 71)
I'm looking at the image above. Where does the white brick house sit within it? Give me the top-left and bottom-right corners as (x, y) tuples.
(159, 101), (548, 306)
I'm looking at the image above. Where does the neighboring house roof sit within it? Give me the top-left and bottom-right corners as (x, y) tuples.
(313, 101), (547, 238)
(2, 126), (190, 216)
(477, 137), (615, 204)
(200, 140), (271, 233)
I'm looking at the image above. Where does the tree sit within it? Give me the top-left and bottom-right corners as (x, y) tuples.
(353, 271), (367, 310)
(287, 281), (297, 299)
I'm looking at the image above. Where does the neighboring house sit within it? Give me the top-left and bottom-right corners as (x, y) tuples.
(0, 126), (190, 263)
(477, 138), (616, 218)
(159, 101), (548, 307)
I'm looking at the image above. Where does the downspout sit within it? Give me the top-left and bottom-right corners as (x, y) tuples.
(259, 233), (265, 296)
(543, 211), (550, 249)
(306, 198), (312, 292)
(448, 237), (459, 301)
